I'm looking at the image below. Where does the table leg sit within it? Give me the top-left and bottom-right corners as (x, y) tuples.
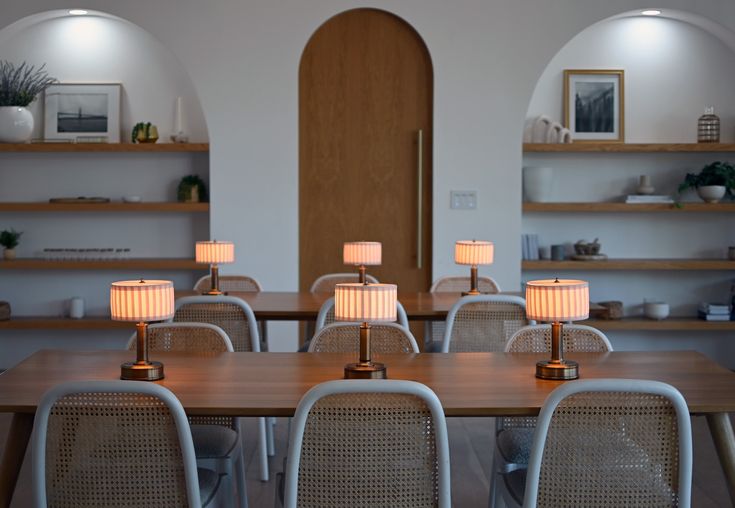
(706, 412), (735, 506)
(0, 413), (34, 508)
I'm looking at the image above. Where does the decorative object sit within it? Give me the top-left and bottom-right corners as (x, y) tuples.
(527, 115), (572, 143)
(697, 106), (720, 143)
(343, 241), (381, 283)
(0, 228), (22, 259)
(44, 83), (121, 143)
(636, 175), (655, 195)
(132, 122), (159, 143)
(644, 301), (670, 320)
(334, 282), (397, 379)
(0, 301), (9, 320)
(69, 296), (85, 319)
(170, 96), (189, 143)
(526, 278), (589, 380)
(563, 69), (624, 142)
(728, 246), (735, 261)
(572, 238), (607, 260)
(0, 61), (57, 143)
(522, 166), (554, 202)
(596, 300), (623, 320)
(110, 279), (175, 381)
(177, 175), (208, 203)
(550, 244), (565, 261)
(677, 161), (735, 203)
(455, 240), (494, 295)
(122, 195), (142, 203)
(195, 240), (235, 295)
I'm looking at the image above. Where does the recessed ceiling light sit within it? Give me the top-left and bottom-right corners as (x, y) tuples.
(641, 9), (661, 16)
(68, 9), (88, 15)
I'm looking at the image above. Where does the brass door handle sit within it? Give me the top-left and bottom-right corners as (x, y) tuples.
(417, 129), (423, 269)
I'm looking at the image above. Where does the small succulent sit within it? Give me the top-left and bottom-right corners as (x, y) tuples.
(0, 228), (23, 249)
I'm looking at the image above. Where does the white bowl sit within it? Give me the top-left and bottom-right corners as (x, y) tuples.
(644, 302), (670, 320)
(123, 195), (142, 203)
(697, 185), (726, 203)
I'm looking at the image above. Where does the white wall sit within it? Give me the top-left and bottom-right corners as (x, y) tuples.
(1, 0), (735, 366)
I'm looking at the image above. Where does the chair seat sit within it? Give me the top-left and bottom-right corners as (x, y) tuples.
(191, 424), (239, 458)
(497, 427), (534, 467)
(198, 467), (224, 506)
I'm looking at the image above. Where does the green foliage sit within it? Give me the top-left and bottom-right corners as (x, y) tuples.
(177, 175), (208, 202)
(0, 228), (22, 249)
(678, 161), (735, 199)
(132, 122), (155, 142)
(0, 61), (57, 107)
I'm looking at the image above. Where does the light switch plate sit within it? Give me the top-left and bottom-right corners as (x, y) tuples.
(450, 190), (477, 210)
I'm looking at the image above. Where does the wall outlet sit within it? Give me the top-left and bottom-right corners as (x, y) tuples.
(450, 190), (477, 210)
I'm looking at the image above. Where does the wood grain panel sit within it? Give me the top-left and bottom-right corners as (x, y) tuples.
(523, 202), (735, 213)
(523, 142), (735, 153)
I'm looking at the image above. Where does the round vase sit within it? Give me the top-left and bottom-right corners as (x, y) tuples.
(0, 106), (34, 143)
(3, 248), (16, 260)
(697, 185), (726, 203)
(522, 166), (554, 202)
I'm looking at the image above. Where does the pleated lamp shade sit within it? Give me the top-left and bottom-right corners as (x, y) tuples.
(196, 241), (235, 264)
(334, 283), (397, 322)
(455, 240), (494, 266)
(343, 241), (382, 266)
(110, 279), (175, 322)
(526, 279), (589, 322)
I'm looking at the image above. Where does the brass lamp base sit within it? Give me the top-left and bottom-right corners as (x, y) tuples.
(461, 289), (483, 296)
(121, 361), (164, 381)
(202, 289), (225, 295)
(536, 359), (578, 380)
(344, 362), (387, 379)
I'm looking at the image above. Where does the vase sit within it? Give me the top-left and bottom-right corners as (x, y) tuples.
(0, 106), (34, 143)
(3, 248), (16, 260)
(523, 166), (553, 202)
(697, 185), (726, 203)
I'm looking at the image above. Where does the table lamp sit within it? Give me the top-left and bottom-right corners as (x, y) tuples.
(525, 278), (589, 380)
(196, 240), (235, 295)
(111, 279), (175, 381)
(455, 240), (494, 295)
(334, 282), (397, 379)
(343, 241), (381, 283)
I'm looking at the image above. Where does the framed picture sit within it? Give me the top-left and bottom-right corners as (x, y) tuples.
(44, 84), (121, 143)
(563, 70), (624, 142)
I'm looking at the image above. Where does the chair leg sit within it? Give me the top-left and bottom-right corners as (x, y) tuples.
(267, 417), (276, 456)
(258, 416), (269, 482)
(235, 445), (249, 508)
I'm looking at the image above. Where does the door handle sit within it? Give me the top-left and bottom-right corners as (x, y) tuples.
(417, 129), (423, 269)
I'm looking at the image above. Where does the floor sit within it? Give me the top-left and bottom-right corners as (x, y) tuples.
(2, 413), (731, 507)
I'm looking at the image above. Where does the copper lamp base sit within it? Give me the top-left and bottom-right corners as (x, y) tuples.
(535, 359), (578, 380)
(344, 362), (387, 379)
(461, 289), (483, 296)
(202, 289), (225, 295)
(121, 361), (164, 381)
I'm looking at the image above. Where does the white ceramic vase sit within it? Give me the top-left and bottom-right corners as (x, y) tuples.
(523, 166), (554, 202)
(697, 185), (726, 203)
(0, 106), (34, 143)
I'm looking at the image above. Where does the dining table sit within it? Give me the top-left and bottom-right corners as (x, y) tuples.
(1, 349), (735, 506)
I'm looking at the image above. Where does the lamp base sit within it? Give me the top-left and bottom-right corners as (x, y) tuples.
(535, 359), (578, 380)
(202, 289), (226, 296)
(344, 362), (387, 379)
(121, 361), (164, 381)
(461, 289), (483, 296)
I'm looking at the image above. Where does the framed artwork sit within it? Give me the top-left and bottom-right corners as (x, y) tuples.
(44, 83), (121, 143)
(563, 70), (624, 142)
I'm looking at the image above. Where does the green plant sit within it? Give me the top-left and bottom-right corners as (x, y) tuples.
(0, 61), (57, 107)
(132, 122), (154, 142)
(0, 228), (22, 249)
(678, 161), (735, 199)
(177, 175), (208, 202)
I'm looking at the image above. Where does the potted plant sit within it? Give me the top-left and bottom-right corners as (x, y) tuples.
(678, 161), (735, 203)
(0, 61), (57, 143)
(177, 175), (208, 203)
(0, 228), (23, 260)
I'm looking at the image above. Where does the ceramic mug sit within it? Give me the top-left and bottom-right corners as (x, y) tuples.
(69, 297), (85, 319)
(644, 301), (669, 320)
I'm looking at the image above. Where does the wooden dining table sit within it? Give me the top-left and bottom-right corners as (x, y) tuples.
(2, 349), (735, 506)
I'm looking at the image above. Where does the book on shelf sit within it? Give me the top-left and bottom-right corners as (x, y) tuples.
(625, 195), (674, 204)
(697, 310), (731, 321)
(698, 302), (731, 315)
(521, 234), (539, 260)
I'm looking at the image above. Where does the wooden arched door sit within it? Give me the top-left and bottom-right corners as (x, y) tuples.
(299, 8), (433, 295)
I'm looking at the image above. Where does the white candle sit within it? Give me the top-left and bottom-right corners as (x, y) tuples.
(175, 96), (183, 134)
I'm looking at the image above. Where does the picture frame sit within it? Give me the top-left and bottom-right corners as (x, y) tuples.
(563, 70), (624, 142)
(44, 83), (121, 143)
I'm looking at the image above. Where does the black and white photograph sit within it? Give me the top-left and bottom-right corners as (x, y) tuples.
(563, 69), (624, 142)
(44, 83), (121, 142)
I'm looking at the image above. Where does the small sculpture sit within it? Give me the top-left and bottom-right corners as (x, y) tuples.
(572, 238), (607, 260)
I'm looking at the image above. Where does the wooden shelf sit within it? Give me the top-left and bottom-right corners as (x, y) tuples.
(522, 259), (735, 271)
(0, 316), (130, 330)
(0, 202), (209, 212)
(0, 142), (208, 153)
(580, 317), (735, 331)
(0, 258), (205, 270)
(523, 142), (735, 153)
(522, 202), (735, 213)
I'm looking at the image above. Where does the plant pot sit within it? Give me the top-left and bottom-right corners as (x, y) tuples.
(523, 166), (554, 202)
(3, 248), (16, 260)
(697, 185), (726, 203)
(0, 106), (34, 143)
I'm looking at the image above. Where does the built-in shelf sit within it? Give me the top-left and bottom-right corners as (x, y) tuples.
(581, 317), (735, 331)
(523, 202), (735, 213)
(522, 259), (735, 271)
(0, 142), (209, 153)
(0, 202), (209, 212)
(0, 258), (205, 270)
(0, 316), (130, 330)
(523, 142), (735, 153)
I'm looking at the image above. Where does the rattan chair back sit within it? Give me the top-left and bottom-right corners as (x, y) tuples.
(309, 272), (378, 293)
(126, 322), (233, 352)
(429, 275), (500, 293)
(284, 380), (451, 508)
(193, 274), (263, 293)
(173, 295), (260, 352)
(505, 323), (612, 353)
(309, 322), (419, 353)
(441, 295), (529, 352)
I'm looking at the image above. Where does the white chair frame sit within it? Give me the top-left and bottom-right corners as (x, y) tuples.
(308, 321), (420, 353)
(125, 321), (234, 351)
(309, 272), (378, 292)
